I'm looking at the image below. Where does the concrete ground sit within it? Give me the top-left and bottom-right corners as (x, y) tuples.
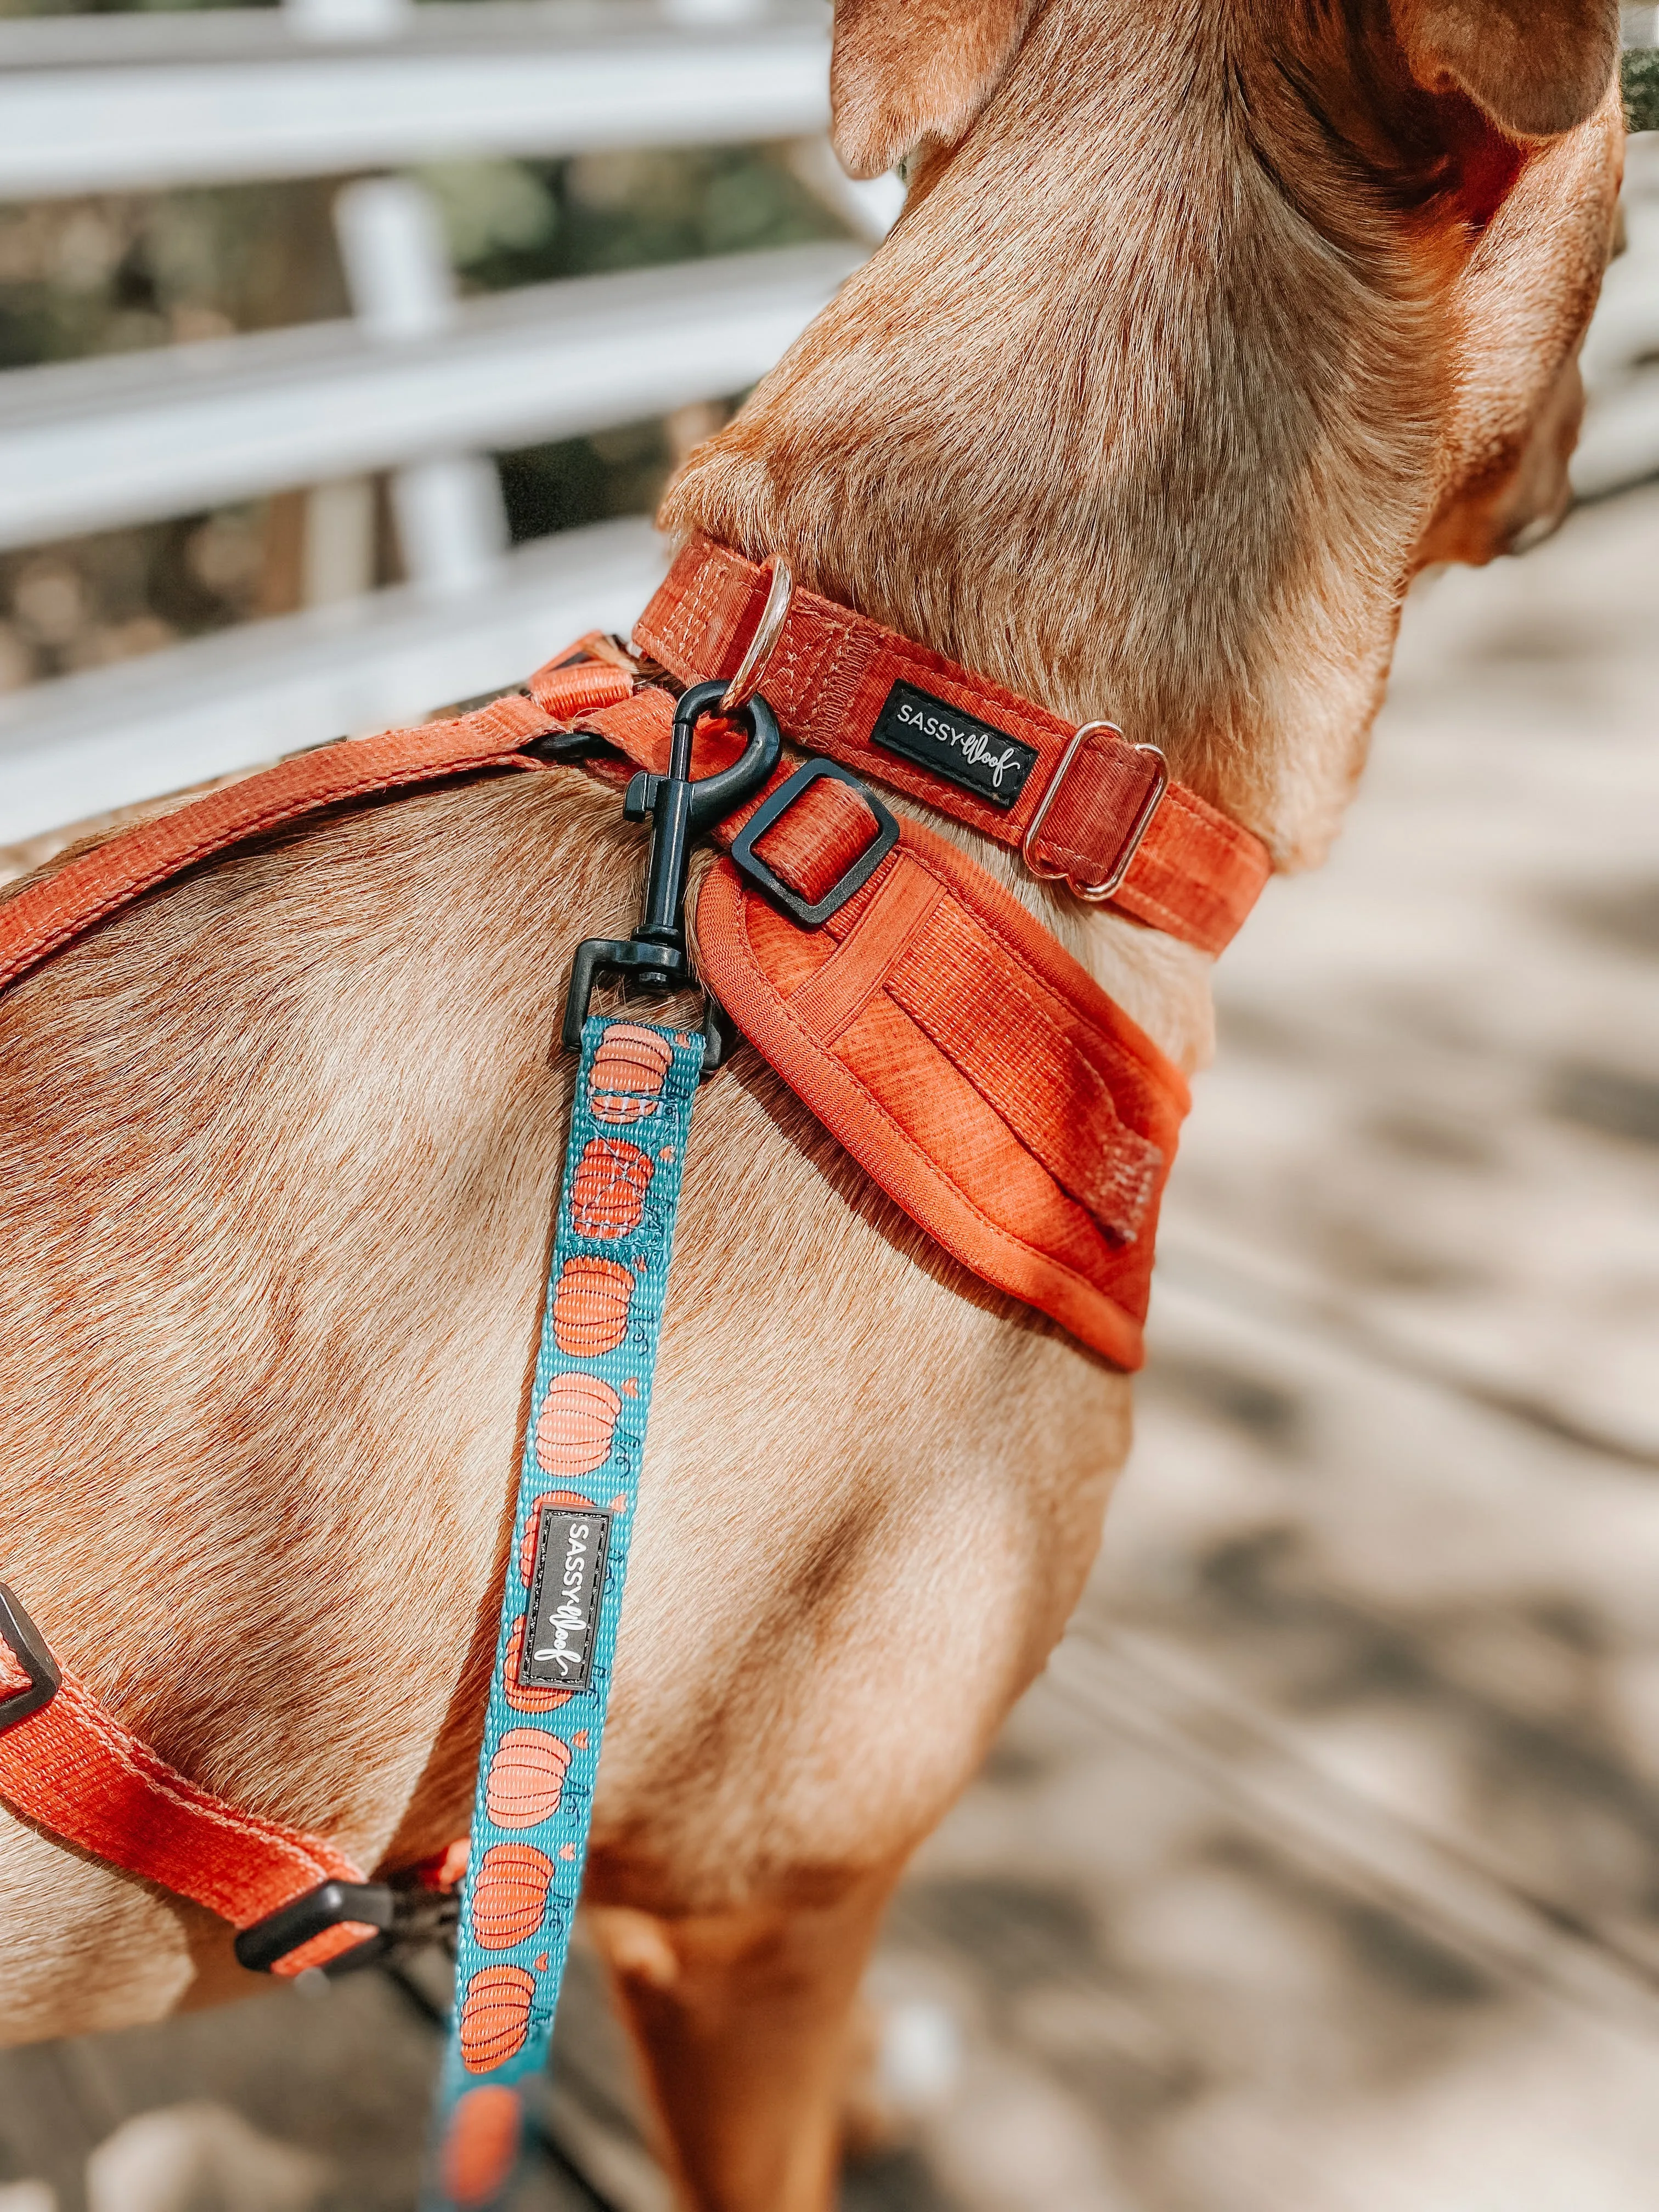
(3, 503), (1657, 2208)
(856, 475), (1659, 2212)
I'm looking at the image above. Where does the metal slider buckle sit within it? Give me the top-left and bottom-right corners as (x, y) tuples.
(0, 1582), (61, 1734)
(1021, 721), (1169, 901)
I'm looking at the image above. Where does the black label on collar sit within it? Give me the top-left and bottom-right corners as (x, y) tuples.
(522, 1507), (612, 1692)
(869, 681), (1039, 810)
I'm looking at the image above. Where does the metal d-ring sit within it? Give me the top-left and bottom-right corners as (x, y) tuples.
(719, 559), (794, 715)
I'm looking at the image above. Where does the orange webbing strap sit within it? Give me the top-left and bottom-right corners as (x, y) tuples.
(0, 1632), (374, 1974)
(564, 676), (1189, 1367)
(633, 537), (1273, 959)
(0, 665), (641, 1967)
(0, 661), (633, 1002)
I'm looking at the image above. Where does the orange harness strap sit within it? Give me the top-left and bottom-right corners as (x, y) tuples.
(0, 664), (631, 1002)
(548, 673), (1189, 1370)
(0, 1589), (381, 1974)
(633, 537), (1272, 958)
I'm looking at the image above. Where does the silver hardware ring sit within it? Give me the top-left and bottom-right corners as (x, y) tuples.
(719, 560), (795, 715)
(1021, 723), (1169, 901)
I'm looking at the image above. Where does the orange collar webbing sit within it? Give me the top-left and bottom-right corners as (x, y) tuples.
(634, 537), (1272, 958)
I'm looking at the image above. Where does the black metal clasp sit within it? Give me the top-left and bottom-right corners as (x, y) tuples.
(562, 680), (781, 1066)
(0, 1582), (60, 1734)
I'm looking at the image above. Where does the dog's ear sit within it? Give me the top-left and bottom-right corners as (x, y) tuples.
(830, 0), (1040, 179)
(1388, 0), (1618, 139)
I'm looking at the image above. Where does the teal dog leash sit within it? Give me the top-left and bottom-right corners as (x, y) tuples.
(426, 1010), (702, 2209)
(424, 680), (781, 2209)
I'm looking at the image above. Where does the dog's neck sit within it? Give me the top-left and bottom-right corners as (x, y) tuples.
(661, 5), (1476, 1065)
(670, 4), (1460, 865)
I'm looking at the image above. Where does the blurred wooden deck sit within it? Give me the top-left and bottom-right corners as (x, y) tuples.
(3, 476), (1658, 2212)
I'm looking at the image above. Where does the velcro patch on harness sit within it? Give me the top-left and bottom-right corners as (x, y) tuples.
(693, 809), (1189, 1371)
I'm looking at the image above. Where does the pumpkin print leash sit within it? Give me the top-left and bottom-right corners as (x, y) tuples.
(425, 1011), (701, 2209)
(425, 685), (782, 2210)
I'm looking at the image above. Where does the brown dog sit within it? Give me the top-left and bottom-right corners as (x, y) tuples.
(0, 1), (1624, 2205)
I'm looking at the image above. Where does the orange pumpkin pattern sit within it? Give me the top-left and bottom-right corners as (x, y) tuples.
(587, 1023), (674, 1125)
(459, 1962), (537, 2072)
(501, 1617), (573, 1713)
(438, 1023), (698, 2158)
(469, 1842), (556, 1950)
(442, 2085), (521, 2203)
(569, 1137), (653, 1239)
(534, 1372), (620, 1477)
(486, 1727), (572, 1829)
(551, 1255), (635, 1357)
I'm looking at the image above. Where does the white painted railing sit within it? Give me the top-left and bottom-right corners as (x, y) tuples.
(0, 0), (904, 843)
(0, 244), (862, 554)
(0, 1), (836, 199)
(0, 0), (1650, 846)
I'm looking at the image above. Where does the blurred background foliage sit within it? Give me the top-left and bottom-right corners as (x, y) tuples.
(0, 144), (849, 689)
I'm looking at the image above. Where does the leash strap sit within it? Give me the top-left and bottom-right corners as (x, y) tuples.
(426, 1013), (704, 2212)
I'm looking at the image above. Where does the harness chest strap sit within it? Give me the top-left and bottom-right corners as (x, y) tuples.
(0, 1586), (395, 1974)
(6, 708), (494, 991)
(551, 672), (1191, 1372)
(0, 664), (633, 1000)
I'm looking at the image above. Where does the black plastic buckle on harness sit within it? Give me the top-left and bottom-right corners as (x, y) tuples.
(234, 1872), (460, 1978)
(0, 1582), (61, 1734)
(729, 758), (900, 929)
(562, 679), (782, 1074)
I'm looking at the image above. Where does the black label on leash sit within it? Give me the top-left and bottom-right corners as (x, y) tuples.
(522, 1508), (613, 1692)
(870, 681), (1039, 810)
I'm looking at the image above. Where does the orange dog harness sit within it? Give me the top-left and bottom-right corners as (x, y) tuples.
(565, 537), (1268, 1365)
(0, 540), (1269, 1978)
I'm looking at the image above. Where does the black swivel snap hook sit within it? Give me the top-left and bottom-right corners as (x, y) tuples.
(562, 680), (781, 1068)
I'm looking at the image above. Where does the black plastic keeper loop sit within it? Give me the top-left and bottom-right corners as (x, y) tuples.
(234, 1879), (397, 1975)
(729, 758), (900, 929)
(0, 1582), (60, 1734)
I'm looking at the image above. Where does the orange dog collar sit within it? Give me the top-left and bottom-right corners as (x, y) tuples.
(635, 537), (1272, 958)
